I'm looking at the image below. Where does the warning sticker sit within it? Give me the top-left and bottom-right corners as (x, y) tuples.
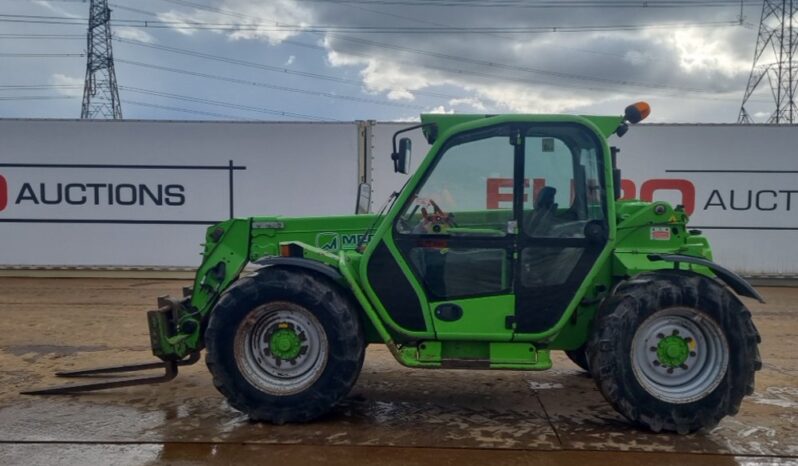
(650, 227), (671, 241)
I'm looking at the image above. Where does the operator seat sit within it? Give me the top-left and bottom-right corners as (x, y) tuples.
(525, 186), (557, 236)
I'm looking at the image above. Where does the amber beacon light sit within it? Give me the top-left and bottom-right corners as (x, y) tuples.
(624, 101), (651, 124)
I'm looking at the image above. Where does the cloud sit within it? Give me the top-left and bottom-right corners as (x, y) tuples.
(6, 0), (767, 122)
(156, 0), (314, 44)
(50, 74), (83, 97)
(657, 27), (750, 78)
(34, 0), (81, 19)
(427, 105), (455, 114)
(326, 48), (433, 101)
(448, 97), (486, 111)
(308, 2), (758, 119)
(115, 28), (156, 44)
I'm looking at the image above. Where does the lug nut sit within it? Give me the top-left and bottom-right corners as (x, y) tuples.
(690, 351), (696, 357)
(684, 337), (692, 343)
(667, 367), (674, 374)
(657, 333), (665, 339)
(650, 346), (657, 352)
(653, 360), (661, 366)
(680, 364), (688, 370)
(672, 329), (680, 336)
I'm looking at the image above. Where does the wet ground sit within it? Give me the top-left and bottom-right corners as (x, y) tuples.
(0, 277), (796, 465)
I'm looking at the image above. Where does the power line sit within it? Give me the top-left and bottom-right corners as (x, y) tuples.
(114, 58), (426, 110)
(89, 1), (747, 98)
(0, 13), (747, 34)
(118, 86), (341, 121)
(0, 52), (85, 57)
(0, 84), (82, 90)
(113, 37), (459, 100)
(0, 1), (754, 115)
(332, 34), (720, 93)
(0, 84), (352, 119)
(0, 33), (85, 39)
(122, 99), (250, 120)
(0, 13), (743, 100)
(290, 0), (761, 7)
(332, 1), (630, 59)
(115, 34), (648, 99)
(4, 0), (760, 5)
(0, 95), (77, 100)
(144, 1), (744, 94)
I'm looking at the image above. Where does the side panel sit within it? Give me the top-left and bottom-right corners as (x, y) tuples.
(430, 295), (515, 341)
(514, 243), (603, 333)
(366, 241), (427, 331)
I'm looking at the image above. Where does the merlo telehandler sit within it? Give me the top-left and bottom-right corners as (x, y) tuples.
(26, 103), (763, 434)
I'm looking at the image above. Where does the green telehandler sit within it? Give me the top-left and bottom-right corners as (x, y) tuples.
(26, 103), (763, 434)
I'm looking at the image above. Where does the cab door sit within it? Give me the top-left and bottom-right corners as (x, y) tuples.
(514, 124), (610, 334)
(374, 124), (519, 340)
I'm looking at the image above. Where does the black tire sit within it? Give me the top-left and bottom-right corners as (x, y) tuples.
(205, 267), (365, 424)
(565, 345), (590, 373)
(586, 270), (761, 434)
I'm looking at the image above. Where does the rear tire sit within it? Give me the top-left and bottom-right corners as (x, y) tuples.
(565, 346), (590, 373)
(205, 267), (365, 424)
(586, 271), (761, 434)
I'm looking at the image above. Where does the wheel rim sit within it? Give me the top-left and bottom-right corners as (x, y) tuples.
(234, 301), (328, 396)
(631, 307), (729, 404)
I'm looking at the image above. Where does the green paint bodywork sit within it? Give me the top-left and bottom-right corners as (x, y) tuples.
(148, 111), (726, 371)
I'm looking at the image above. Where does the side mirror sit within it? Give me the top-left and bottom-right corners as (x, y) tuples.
(355, 182), (371, 214)
(391, 137), (412, 174)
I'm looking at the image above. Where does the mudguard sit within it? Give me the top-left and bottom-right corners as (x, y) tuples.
(647, 254), (765, 303)
(252, 256), (347, 287)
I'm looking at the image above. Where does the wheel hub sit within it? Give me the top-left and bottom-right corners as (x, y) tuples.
(269, 326), (304, 361)
(657, 334), (690, 368)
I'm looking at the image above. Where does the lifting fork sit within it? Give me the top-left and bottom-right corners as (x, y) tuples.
(21, 352), (200, 395)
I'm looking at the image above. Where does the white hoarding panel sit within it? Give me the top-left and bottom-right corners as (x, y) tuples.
(372, 122), (798, 276)
(617, 125), (798, 276)
(0, 119), (359, 267)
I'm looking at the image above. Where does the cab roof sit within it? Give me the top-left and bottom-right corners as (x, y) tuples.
(418, 113), (624, 144)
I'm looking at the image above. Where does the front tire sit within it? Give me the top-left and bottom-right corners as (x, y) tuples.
(205, 267), (365, 424)
(587, 271), (761, 434)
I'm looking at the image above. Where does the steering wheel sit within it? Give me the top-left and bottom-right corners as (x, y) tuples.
(419, 199), (457, 234)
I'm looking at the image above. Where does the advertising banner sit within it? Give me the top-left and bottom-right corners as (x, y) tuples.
(0, 119), (359, 267)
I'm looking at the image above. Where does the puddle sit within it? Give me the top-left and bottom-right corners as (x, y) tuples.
(750, 387), (798, 409)
(527, 381), (564, 390)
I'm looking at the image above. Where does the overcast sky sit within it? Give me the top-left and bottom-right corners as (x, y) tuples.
(0, 0), (779, 122)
